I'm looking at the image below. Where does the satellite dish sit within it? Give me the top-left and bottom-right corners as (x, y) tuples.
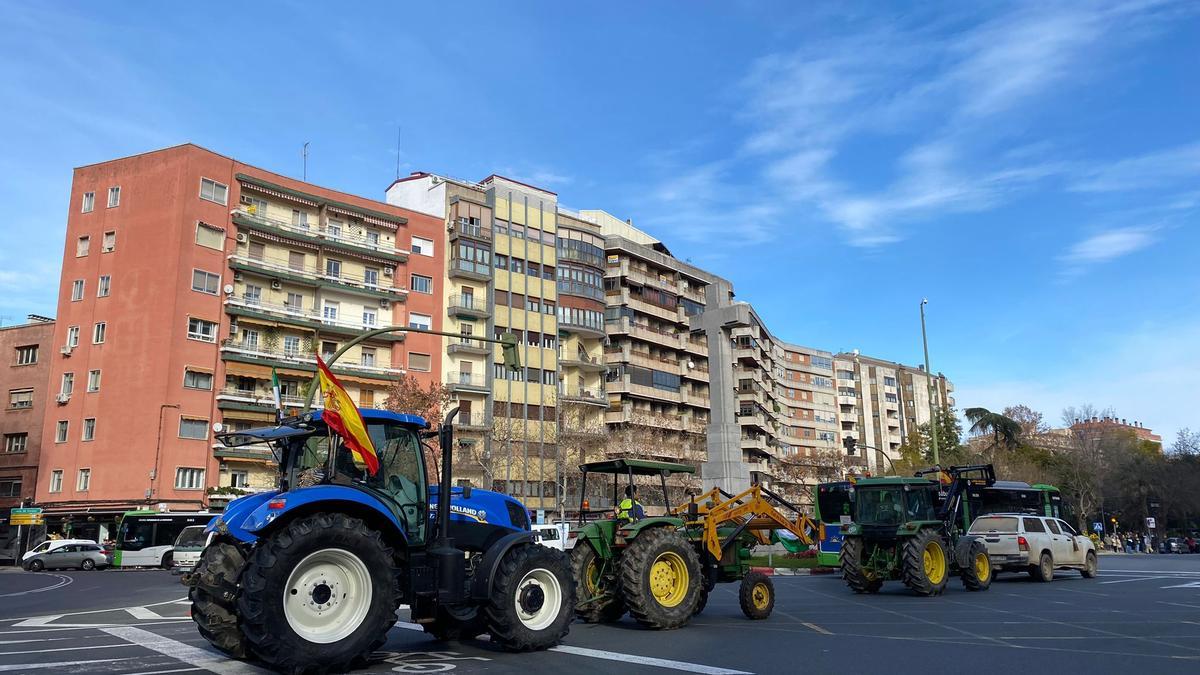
(686, 360), (695, 369)
(223, 284), (234, 295)
(212, 422), (225, 433)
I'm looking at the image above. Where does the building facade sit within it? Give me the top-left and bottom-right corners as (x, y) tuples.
(36, 144), (442, 535)
(1, 316), (55, 551)
(1070, 415), (1162, 448)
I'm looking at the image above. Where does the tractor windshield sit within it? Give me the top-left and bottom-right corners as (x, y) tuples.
(855, 487), (905, 525)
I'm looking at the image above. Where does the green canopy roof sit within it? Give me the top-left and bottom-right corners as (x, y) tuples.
(855, 476), (938, 486)
(579, 458), (696, 476)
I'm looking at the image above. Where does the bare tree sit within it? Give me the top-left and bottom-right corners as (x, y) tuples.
(384, 374), (451, 471)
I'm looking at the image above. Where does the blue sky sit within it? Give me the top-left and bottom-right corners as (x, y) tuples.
(1, 1), (1197, 442)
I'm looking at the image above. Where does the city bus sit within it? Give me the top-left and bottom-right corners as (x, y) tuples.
(113, 510), (214, 568)
(813, 481), (853, 568)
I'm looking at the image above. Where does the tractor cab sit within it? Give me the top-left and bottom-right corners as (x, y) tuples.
(573, 458), (694, 536)
(851, 478), (941, 535)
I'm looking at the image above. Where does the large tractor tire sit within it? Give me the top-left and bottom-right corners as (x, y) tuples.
(739, 571), (775, 620)
(485, 543), (574, 651)
(619, 528), (702, 629)
(693, 588), (709, 616)
(423, 607), (487, 642)
(188, 540), (249, 659)
(840, 536), (883, 594)
(901, 529), (950, 596)
(959, 538), (992, 592)
(570, 544), (626, 623)
(237, 513), (400, 674)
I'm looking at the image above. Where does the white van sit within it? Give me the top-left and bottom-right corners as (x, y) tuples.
(171, 526), (213, 572)
(532, 523), (572, 551)
(22, 538), (98, 562)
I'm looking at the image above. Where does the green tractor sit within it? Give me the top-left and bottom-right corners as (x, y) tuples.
(839, 469), (992, 596)
(568, 459), (704, 629)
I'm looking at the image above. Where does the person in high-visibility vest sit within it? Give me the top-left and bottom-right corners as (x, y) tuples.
(615, 485), (644, 525)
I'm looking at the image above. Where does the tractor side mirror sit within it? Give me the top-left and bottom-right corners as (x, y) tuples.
(461, 484), (472, 500)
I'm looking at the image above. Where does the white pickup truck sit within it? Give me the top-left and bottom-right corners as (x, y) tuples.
(968, 514), (1098, 582)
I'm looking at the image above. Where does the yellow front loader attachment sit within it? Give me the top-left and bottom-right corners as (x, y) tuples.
(672, 484), (818, 560)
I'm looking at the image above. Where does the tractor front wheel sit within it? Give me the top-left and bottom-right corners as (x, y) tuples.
(569, 544), (625, 623)
(840, 536), (883, 594)
(739, 572), (775, 620)
(485, 543), (574, 651)
(901, 529), (949, 596)
(188, 540), (248, 659)
(619, 528), (702, 629)
(960, 538), (992, 592)
(237, 513), (400, 674)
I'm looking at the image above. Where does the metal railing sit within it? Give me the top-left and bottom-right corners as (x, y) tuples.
(235, 208), (408, 257)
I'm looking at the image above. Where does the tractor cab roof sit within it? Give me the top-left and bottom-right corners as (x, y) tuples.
(579, 458), (695, 476)
(854, 476), (938, 487)
(217, 407), (429, 447)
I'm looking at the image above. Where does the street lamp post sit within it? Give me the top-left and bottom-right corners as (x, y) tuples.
(920, 299), (939, 466)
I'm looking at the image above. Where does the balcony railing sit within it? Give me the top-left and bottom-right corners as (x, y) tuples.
(560, 389), (607, 405)
(556, 280), (605, 301)
(449, 258), (492, 279)
(451, 221), (492, 241)
(225, 297), (392, 333)
(220, 340), (404, 376)
(230, 254), (406, 297)
(446, 372), (487, 389)
(447, 294), (490, 316)
(234, 208), (409, 257)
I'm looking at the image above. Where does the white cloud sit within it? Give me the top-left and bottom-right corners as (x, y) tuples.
(1070, 142), (1200, 193)
(1060, 227), (1157, 265)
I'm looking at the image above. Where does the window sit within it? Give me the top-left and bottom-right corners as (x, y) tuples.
(323, 302), (340, 322)
(71, 279), (84, 301)
(175, 467), (205, 489)
(248, 241), (265, 260)
(283, 335), (301, 357)
(92, 322), (106, 344)
(200, 178), (228, 205)
(360, 347), (376, 367)
(8, 389), (33, 409)
(412, 236), (433, 256)
(77, 236), (90, 257)
(15, 345), (37, 365)
(49, 470), (64, 493)
(285, 292), (304, 311)
(55, 420), (68, 443)
(191, 269), (220, 295)
(363, 268), (379, 287)
(82, 191), (95, 213)
(102, 231), (116, 252)
(408, 313), (431, 330)
(408, 352), (431, 372)
(184, 370), (213, 390)
(82, 418), (96, 441)
(1045, 519), (1062, 535)
(77, 469), (91, 491)
(0, 478), (22, 498)
(494, 254), (508, 270)
(362, 309), (377, 327)
(87, 369), (101, 392)
(359, 389), (375, 407)
(187, 317), (217, 342)
(241, 328), (259, 350)
(244, 196), (268, 215)
(411, 274), (432, 294)
(291, 210), (309, 229)
(97, 275), (111, 297)
(243, 284), (262, 305)
(196, 222), (224, 249)
(178, 418), (209, 440)
(1022, 517), (1046, 533)
(288, 251), (305, 271)
(61, 372), (74, 396)
(366, 231), (380, 246)
(321, 341), (338, 358)
(4, 433), (28, 453)
(325, 259), (341, 278)
(230, 470), (249, 489)
(326, 221), (342, 238)
(107, 186), (120, 208)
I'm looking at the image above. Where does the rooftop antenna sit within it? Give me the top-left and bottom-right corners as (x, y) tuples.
(302, 142), (310, 181)
(395, 126), (402, 180)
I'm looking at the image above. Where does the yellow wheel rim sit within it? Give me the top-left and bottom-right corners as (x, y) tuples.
(974, 552), (990, 580)
(648, 551), (689, 608)
(923, 540), (946, 584)
(584, 558), (600, 596)
(752, 582), (771, 610)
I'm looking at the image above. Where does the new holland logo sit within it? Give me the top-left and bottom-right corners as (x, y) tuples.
(429, 503), (488, 523)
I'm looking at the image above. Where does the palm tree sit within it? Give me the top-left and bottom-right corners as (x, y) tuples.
(963, 407), (1023, 451)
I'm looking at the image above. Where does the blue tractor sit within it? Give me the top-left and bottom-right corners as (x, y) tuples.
(187, 408), (573, 674)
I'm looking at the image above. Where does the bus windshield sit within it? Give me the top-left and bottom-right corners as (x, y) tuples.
(116, 513), (210, 552)
(816, 482), (852, 524)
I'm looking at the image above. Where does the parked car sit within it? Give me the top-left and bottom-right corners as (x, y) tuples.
(171, 525), (212, 572)
(968, 514), (1097, 581)
(21, 538), (98, 562)
(1165, 537), (1187, 554)
(24, 542), (110, 571)
(532, 522), (572, 551)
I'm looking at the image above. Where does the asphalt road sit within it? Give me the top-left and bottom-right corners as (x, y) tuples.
(0, 554), (1198, 674)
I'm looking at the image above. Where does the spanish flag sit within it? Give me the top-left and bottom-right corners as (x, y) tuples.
(315, 355), (380, 476)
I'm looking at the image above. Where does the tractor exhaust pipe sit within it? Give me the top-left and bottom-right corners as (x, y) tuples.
(436, 407), (459, 546)
(431, 407), (464, 602)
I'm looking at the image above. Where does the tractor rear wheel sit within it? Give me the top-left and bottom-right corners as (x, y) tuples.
(237, 513), (400, 674)
(619, 528), (702, 629)
(739, 572), (775, 620)
(840, 536), (883, 594)
(485, 543), (574, 651)
(901, 529), (949, 596)
(569, 544), (625, 623)
(188, 540), (248, 659)
(960, 538), (992, 592)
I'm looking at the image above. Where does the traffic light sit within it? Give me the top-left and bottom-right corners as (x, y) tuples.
(843, 436), (857, 455)
(500, 331), (521, 371)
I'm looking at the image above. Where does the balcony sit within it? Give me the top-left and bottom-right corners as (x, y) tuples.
(558, 350), (607, 373)
(627, 349), (680, 373)
(559, 388), (607, 407)
(557, 280), (605, 302)
(456, 413), (489, 430)
(212, 441), (277, 462)
(736, 411), (770, 431)
(558, 316), (606, 339)
(230, 255), (407, 302)
(628, 321), (681, 347)
(220, 340), (405, 379)
(233, 209), (408, 262)
(449, 221), (492, 242)
(446, 338), (491, 356)
(447, 295), (490, 319)
(448, 258), (492, 282)
(446, 372), (489, 394)
(684, 337), (708, 356)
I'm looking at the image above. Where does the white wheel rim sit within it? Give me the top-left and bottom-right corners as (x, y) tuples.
(283, 548), (373, 644)
(514, 568), (562, 632)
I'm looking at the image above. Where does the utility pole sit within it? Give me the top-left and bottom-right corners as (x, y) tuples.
(920, 298), (939, 466)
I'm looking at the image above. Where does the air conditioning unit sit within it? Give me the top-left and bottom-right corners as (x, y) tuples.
(379, 298), (390, 308)
(102, 246), (114, 253)
(55, 393), (71, 404)
(236, 233), (248, 243)
(271, 280), (282, 290)
(60, 345), (73, 356)
(383, 266), (394, 277)
(233, 271), (243, 281)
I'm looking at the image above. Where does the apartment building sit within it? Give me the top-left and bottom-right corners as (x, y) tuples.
(1, 316), (55, 549)
(37, 144), (442, 535)
(1070, 415), (1162, 448)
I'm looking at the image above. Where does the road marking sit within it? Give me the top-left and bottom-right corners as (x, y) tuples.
(0, 642), (134, 656)
(1162, 581), (1200, 589)
(125, 606), (163, 620)
(0, 574), (73, 598)
(0, 658), (141, 672)
(0, 596), (189, 624)
(801, 622), (833, 635)
(102, 626), (269, 675)
(121, 669), (203, 675)
(1099, 576), (1167, 584)
(550, 645), (753, 675)
(1159, 601), (1200, 610)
